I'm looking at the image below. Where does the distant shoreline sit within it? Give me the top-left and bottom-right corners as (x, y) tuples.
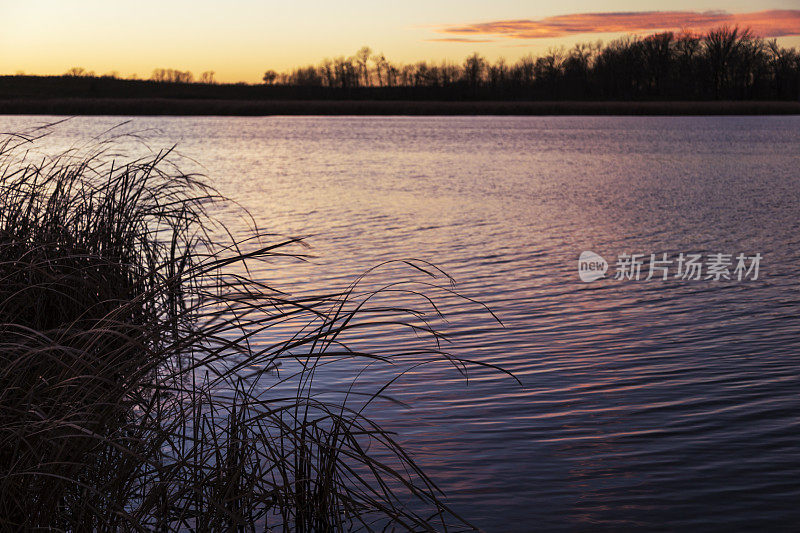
(1, 98), (799, 116)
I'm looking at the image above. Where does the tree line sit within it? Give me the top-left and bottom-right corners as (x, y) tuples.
(264, 28), (800, 100)
(64, 67), (217, 85)
(55, 27), (800, 101)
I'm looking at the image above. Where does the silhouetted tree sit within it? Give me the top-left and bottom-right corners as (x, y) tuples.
(533, 48), (565, 98)
(674, 33), (702, 98)
(640, 33), (673, 96)
(767, 40), (800, 99)
(355, 46), (372, 87)
(262, 70), (278, 85)
(704, 27), (752, 98)
(151, 68), (193, 83)
(372, 53), (389, 86)
(64, 67), (95, 77)
(563, 43), (596, 98)
(199, 71), (216, 84)
(463, 53), (486, 91)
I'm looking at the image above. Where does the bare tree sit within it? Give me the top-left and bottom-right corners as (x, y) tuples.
(439, 60), (459, 86)
(355, 46), (372, 86)
(463, 53), (486, 88)
(64, 67), (95, 77)
(372, 53), (388, 87)
(704, 26), (752, 98)
(199, 71), (216, 84)
(151, 68), (194, 83)
(320, 59), (335, 87)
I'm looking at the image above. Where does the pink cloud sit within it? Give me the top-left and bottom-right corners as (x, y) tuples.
(435, 10), (800, 40)
(426, 37), (498, 43)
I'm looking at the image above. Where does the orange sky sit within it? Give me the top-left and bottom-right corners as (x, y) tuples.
(2, 2), (799, 83)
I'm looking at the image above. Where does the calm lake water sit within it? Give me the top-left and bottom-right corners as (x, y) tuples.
(3, 115), (800, 530)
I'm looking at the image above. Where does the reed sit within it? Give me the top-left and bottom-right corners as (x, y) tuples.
(0, 125), (501, 531)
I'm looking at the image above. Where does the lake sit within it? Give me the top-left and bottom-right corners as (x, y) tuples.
(2, 115), (799, 530)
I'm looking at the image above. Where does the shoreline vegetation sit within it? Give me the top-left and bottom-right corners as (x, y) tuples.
(0, 126), (503, 530)
(1, 97), (800, 116)
(3, 26), (800, 116)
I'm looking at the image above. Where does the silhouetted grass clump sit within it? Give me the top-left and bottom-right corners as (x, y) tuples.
(0, 126), (494, 531)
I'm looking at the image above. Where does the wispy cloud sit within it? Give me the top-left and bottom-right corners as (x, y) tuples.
(435, 10), (800, 40)
(426, 37), (498, 43)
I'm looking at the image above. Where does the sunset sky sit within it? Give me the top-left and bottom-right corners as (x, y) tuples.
(3, 1), (800, 83)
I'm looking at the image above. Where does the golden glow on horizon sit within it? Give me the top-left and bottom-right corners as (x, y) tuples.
(2, 1), (800, 83)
